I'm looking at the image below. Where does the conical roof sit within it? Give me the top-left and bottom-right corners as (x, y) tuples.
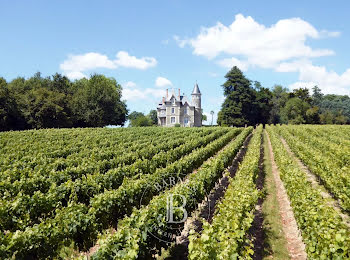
(192, 83), (201, 94)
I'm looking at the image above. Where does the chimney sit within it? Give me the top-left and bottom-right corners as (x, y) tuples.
(162, 97), (165, 104)
(178, 88), (180, 98)
(166, 89), (168, 99)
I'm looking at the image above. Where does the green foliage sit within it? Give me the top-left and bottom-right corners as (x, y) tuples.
(23, 87), (72, 128)
(290, 87), (312, 104)
(217, 66), (255, 126)
(267, 125), (350, 259)
(0, 79), (26, 131)
(91, 128), (252, 259)
(253, 83), (273, 124)
(281, 97), (310, 124)
(1, 127), (240, 258)
(148, 109), (158, 125)
(128, 111), (153, 127)
(71, 74), (127, 127)
(269, 85), (289, 124)
(306, 106), (320, 124)
(188, 125), (262, 259)
(279, 125), (350, 211)
(175, 123), (181, 127)
(0, 73), (128, 131)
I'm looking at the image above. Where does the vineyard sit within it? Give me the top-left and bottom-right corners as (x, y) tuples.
(0, 125), (349, 259)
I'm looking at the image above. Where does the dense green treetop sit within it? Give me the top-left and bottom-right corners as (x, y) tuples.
(0, 73), (128, 131)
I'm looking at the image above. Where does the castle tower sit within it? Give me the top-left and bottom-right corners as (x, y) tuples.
(192, 82), (202, 126)
(191, 82), (201, 108)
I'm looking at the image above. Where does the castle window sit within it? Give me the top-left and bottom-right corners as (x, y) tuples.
(184, 107), (187, 115)
(171, 108), (175, 114)
(171, 117), (175, 123)
(184, 117), (189, 124)
(172, 98), (175, 105)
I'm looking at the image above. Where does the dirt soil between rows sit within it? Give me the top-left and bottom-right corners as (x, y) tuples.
(266, 131), (307, 260)
(165, 133), (253, 259)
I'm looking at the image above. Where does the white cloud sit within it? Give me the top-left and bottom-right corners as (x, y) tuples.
(320, 30), (341, 38)
(217, 57), (249, 71)
(155, 76), (172, 87)
(176, 14), (349, 96)
(285, 61), (350, 95)
(122, 81), (165, 101)
(176, 14), (337, 70)
(124, 81), (137, 88)
(177, 14), (335, 67)
(65, 71), (87, 80)
(114, 51), (157, 70)
(60, 51), (157, 79)
(60, 52), (117, 73)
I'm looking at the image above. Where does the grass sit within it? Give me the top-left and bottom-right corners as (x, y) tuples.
(261, 130), (290, 260)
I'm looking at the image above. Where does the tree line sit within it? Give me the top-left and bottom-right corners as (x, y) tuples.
(0, 73), (127, 131)
(217, 66), (350, 126)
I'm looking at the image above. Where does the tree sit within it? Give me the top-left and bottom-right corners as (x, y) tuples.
(320, 111), (334, 124)
(253, 82), (273, 125)
(22, 87), (72, 128)
(217, 66), (256, 126)
(201, 114), (207, 124)
(71, 74), (127, 127)
(290, 87), (312, 104)
(147, 110), (158, 125)
(128, 111), (153, 127)
(210, 110), (214, 126)
(312, 86), (323, 106)
(281, 97), (310, 124)
(50, 73), (72, 94)
(0, 78), (25, 131)
(306, 106), (320, 124)
(269, 85), (290, 124)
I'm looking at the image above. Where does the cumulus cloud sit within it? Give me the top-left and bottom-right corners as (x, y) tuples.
(155, 76), (172, 87)
(176, 14), (349, 95)
(216, 57), (249, 71)
(176, 14), (335, 67)
(282, 60), (350, 95)
(122, 81), (165, 101)
(60, 51), (157, 79)
(65, 71), (87, 80)
(114, 51), (157, 69)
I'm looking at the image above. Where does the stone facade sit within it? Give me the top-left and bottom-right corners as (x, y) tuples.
(157, 83), (202, 127)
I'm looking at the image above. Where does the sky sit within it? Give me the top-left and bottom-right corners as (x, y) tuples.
(1, 0), (350, 124)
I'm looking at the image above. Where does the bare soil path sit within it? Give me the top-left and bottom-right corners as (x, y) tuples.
(163, 133), (253, 259)
(249, 133), (265, 260)
(265, 131), (307, 260)
(280, 137), (350, 229)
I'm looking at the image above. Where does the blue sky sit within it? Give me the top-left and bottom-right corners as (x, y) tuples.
(1, 0), (350, 123)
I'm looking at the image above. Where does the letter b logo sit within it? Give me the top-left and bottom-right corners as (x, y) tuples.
(166, 194), (187, 224)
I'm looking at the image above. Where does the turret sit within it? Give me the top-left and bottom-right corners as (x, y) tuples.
(191, 82), (201, 108)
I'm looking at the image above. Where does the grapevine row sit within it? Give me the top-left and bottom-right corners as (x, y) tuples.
(188, 125), (263, 259)
(277, 125), (350, 211)
(90, 127), (252, 259)
(0, 129), (225, 231)
(267, 125), (350, 259)
(1, 128), (246, 259)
